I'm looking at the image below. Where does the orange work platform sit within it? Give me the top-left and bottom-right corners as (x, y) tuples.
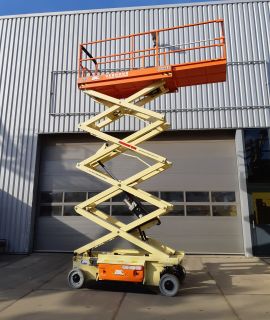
(78, 20), (226, 98)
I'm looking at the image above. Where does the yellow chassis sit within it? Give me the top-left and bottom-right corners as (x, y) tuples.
(71, 80), (185, 290)
(73, 249), (184, 286)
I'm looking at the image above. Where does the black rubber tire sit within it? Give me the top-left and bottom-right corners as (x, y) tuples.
(68, 268), (85, 289)
(159, 273), (180, 297)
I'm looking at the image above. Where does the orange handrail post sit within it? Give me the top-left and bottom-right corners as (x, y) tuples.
(131, 35), (135, 69)
(78, 44), (82, 78)
(155, 31), (159, 66)
(94, 59), (99, 75)
(221, 21), (226, 60)
(163, 41), (167, 66)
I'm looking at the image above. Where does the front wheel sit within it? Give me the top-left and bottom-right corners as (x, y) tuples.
(68, 268), (85, 289)
(159, 273), (179, 297)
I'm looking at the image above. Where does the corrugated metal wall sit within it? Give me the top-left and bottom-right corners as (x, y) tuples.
(0, 0), (270, 252)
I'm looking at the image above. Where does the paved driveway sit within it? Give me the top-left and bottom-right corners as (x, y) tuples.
(0, 253), (270, 320)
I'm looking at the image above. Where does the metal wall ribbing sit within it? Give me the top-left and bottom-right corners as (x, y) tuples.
(0, 0), (270, 252)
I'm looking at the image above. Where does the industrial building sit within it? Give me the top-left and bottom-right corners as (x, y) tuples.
(0, 0), (269, 256)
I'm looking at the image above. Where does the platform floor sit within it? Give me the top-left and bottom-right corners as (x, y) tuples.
(0, 253), (270, 320)
(78, 59), (226, 98)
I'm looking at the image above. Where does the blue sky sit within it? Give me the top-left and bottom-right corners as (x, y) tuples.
(0, 0), (212, 16)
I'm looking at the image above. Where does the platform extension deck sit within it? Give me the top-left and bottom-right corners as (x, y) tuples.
(78, 20), (226, 98)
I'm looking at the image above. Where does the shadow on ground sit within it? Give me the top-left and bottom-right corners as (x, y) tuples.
(1, 254), (270, 320)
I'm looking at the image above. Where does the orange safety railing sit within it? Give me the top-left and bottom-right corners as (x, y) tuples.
(78, 19), (226, 79)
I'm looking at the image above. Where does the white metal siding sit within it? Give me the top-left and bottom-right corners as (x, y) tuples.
(0, 1), (269, 252)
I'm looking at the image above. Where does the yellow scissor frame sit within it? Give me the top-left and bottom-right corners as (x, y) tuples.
(72, 80), (184, 287)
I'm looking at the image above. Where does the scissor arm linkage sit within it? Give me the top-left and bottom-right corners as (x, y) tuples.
(75, 81), (176, 258)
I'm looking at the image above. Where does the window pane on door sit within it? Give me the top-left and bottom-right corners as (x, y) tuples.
(212, 205), (237, 216)
(40, 206), (62, 216)
(160, 192), (184, 202)
(167, 205), (185, 216)
(112, 193), (126, 202)
(186, 205), (210, 216)
(64, 192), (86, 202)
(186, 192), (209, 202)
(40, 192), (63, 203)
(211, 192), (235, 202)
(112, 206), (132, 216)
(63, 205), (79, 216)
(96, 205), (111, 215)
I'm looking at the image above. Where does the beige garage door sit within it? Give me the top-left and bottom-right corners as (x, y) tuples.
(34, 134), (244, 253)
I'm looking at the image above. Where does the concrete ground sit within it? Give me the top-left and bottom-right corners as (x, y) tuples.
(0, 254), (270, 320)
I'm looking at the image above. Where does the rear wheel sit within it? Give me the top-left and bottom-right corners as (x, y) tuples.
(68, 268), (85, 289)
(159, 273), (179, 297)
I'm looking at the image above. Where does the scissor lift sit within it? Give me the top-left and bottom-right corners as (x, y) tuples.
(68, 20), (226, 296)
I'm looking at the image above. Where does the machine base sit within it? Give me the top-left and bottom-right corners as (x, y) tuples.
(68, 249), (185, 296)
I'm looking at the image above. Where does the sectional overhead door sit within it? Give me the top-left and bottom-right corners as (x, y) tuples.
(34, 135), (244, 253)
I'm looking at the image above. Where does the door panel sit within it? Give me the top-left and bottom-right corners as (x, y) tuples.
(35, 137), (243, 253)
